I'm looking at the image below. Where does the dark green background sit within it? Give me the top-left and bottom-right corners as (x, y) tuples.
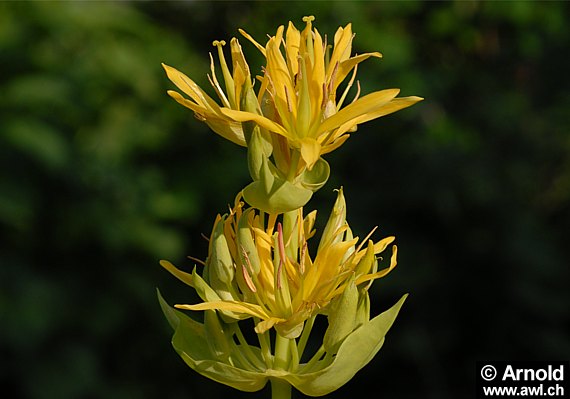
(1, 1), (568, 398)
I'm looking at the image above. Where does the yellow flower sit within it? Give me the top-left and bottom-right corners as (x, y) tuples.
(163, 17), (422, 171)
(161, 188), (397, 339)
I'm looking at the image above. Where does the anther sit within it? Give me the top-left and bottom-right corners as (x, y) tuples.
(284, 85), (293, 113)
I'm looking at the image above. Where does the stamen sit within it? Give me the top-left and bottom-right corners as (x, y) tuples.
(328, 61), (339, 96)
(211, 39), (236, 108)
(299, 242), (307, 275)
(277, 223), (287, 290)
(240, 246), (257, 292)
(352, 80), (361, 104)
(241, 263), (257, 293)
(284, 85), (293, 113)
(336, 62), (358, 110)
(321, 82), (328, 110)
(187, 255), (206, 266)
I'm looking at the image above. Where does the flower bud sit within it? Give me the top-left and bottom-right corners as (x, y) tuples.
(323, 274), (359, 352)
(318, 187), (346, 252)
(207, 215), (236, 301)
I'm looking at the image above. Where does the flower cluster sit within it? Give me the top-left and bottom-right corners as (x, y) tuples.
(159, 16), (420, 398)
(163, 16), (421, 213)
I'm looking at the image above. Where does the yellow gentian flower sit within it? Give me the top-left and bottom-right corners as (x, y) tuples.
(163, 17), (422, 171)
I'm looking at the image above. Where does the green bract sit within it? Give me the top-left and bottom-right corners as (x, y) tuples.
(158, 290), (407, 396)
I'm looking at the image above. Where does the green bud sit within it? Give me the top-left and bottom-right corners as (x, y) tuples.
(318, 188), (346, 252)
(237, 209), (261, 276)
(354, 240), (375, 278)
(282, 210), (299, 261)
(247, 129), (272, 182)
(323, 274), (358, 353)
(208, 215), (236, 301)
(355, 291), (371, 328)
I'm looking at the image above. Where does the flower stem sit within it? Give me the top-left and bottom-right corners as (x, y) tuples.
(286, 149), (301, 182)
(271, 334), (292, 399)
(271, 378), (292, 399)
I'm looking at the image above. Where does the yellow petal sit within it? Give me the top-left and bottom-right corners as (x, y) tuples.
(254, 317), (283, 334)
(220, 108), (290, 137)
(346, 96), (424, 128)
(162, 63), (220, 111)
(175, 300), (272, 320)
(168, 91), (247, 146)
(320, 134), (350, 155)
(285, 21), (301, 76)
(355, 245), (398, 284)
(317, 89), (400, 135)
(160, 260), (194, 287)
(238, 28), (267, 56)
(328, 23), (353, 77)
(299, 137), (322, 170)
(334, 52), (382, 90)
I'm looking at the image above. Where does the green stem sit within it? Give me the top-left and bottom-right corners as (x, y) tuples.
(296, 315), (315, 360)
(271, 334), (292, 399)
(271, 378), (292, 399)
(286, 150), (301, 182)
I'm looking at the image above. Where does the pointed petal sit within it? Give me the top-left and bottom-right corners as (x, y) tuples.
(167, 91), (247, 146)
(221, 108), (290, 137)
(320, 134), (350, 155)
(160, 260), (194, 287)
(176, 300), (275, 321)
(299, 137), (322, 170)
(238, 29), (267, 56)
(335, 52), (382, 90)
(317, 89), (400, 135)
(346, 96), (424, 127)
(162, 63), (220, 110)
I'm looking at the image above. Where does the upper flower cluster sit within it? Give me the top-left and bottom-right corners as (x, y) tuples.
(163, 16), (422, 213)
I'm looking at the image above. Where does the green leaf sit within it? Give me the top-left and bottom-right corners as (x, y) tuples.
(159, 290), (269, 392)
(285, 294), (408, 397)
(157, 288), (180, 330)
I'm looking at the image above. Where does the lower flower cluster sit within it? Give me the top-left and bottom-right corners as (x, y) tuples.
(159, 189), (406, 396)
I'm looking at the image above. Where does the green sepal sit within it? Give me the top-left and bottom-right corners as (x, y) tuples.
(285, 294), (408, 397)
(299, 157), (330, 192)
(243, 156), (313, 214)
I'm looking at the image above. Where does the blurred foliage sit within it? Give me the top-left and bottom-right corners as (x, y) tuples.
(1, 1), (568, 398)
